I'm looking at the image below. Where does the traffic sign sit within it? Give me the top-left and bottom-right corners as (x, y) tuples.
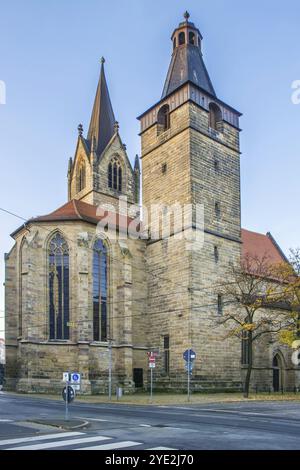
(63, 372), (69, 382)
(62, 385), (75, 403)
(70, 373), (81, 384)
(183, 349), (196, 362)
(149, 362), (156, 368)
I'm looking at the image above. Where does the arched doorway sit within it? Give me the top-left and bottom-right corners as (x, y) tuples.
(273, 354), (283, 392)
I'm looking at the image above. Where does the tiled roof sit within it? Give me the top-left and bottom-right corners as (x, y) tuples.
(11, 200), (136, 236)
(12, 201), (288, 268)
(241, 229), (287, 265)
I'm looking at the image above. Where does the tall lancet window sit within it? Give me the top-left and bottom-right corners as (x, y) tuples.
(77, 162), (86, 192)
(49, 233), (70, 340)
(93, 239), (108, 342)
(108, 157), (122, 192)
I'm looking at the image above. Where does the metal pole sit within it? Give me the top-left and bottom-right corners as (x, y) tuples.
(108, 340), (112, 401)
(187, 351), (190, 402)
(150, 367), (153, 403)
(65, 375), (69, 421)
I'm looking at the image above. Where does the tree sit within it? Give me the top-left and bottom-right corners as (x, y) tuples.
(216, 253), (293, 398)
(275, 248), (300, 347)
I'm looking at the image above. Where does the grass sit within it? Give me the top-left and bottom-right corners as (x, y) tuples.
(5, 390), (300, 406)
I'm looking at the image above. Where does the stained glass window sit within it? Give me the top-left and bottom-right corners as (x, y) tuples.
(49, 233), (69, 340)
(93, 239), (108, 342)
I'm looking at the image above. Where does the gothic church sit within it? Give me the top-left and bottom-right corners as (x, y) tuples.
(5, 14), (297, 394)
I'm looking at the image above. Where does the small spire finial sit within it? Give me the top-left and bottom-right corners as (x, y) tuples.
(114, 121), (119, 133)
(78, 123), (83, 136)
(101, 56), (105, 65)
(184, 11), (190, 21)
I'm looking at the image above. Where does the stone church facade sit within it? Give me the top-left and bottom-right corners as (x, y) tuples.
(5, 14), (298, 394)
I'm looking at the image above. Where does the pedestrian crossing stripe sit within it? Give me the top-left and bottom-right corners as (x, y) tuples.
(0, 431), (178, 451)
(6, 435), (111, 451)
(0, 431), (83, 447)
(77, 441), (142, 451)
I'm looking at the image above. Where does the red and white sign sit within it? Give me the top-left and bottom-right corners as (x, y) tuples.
(147, 351), (157, 364)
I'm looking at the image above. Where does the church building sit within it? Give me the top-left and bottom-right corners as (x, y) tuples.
(5, 13), (297, 394)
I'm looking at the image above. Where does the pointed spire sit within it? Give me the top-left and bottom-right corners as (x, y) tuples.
(161, 15), (216, 99)
(134, 154), (140, 172)
(87, 58), (116, 156)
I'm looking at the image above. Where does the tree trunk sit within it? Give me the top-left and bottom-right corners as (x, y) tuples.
(244, 334), (253, 398)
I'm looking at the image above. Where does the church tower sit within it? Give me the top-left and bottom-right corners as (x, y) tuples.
(138, 13), (243, 389)
(68, 58), (140, 212)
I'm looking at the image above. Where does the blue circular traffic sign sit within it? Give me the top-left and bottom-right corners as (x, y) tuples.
(183, 349), (196, 362)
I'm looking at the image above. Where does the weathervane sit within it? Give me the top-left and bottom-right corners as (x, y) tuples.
(101, 56), (105, 65)
(184, 11), (190, 21)
(77, 123), (83, 136)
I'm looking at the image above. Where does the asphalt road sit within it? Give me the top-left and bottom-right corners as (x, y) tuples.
(0, 392), (300, 450)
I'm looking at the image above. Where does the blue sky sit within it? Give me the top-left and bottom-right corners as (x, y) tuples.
(0, 0), (300, 338)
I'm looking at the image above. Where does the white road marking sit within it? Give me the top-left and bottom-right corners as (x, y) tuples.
(78, 441), (142, 450)
(6, 435), (111, 450)
(0, 431), (83, 447)
(0, 419), (13, 422)
(76, 417), (108, 422)
(147, 447), (178, 450)
(140, 424), (151, 427)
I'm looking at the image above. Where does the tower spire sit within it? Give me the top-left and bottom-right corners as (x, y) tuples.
(161, 15), (216, 99)
(87, 58), (116, 156)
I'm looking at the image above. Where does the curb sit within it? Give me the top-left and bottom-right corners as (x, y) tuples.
(26, 419), (90, 431)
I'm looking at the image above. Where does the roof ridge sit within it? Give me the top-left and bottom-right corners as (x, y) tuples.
(72, 199), (83, 220)
(266, 232), (289, 263)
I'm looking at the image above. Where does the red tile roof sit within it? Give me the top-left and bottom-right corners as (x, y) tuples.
(241, 229), (287, 265)
(11, 199), (137, 237)
(12, 200), (288, 267)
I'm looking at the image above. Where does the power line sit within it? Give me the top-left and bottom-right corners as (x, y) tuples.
(0, 299), (239, 334)
(0, 205), (193, 292)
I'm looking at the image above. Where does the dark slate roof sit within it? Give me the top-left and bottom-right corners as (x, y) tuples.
(161, 44), (216, 99)
(87, 60), (116, 157)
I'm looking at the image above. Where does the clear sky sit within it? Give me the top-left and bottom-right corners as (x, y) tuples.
(0, 0), (299, 339)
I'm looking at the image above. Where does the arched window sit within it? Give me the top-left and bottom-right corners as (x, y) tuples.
(108, 157), (122, 192)
(93, 239), (108, 342)
(108, 163), (113, 188)
(173, 37), (177, 49)
(48, 233), (69, 340)
(179, 32), (185, 45)
(189, 31), (195, 45)
(157, 104), (170, 134)
(209, 103), (222, 131)
(77, 162), (86, 192)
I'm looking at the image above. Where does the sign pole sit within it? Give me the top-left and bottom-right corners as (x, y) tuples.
(108, 340), (112, 401)
(187, 352), (190, 402)
(150, 367), (153, 403)
(65, 374), (69, 421)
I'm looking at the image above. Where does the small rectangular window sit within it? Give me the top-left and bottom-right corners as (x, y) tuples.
(164, 335), (170, 375)
(162, 163), (167, 174)
(217, 294), (223, 315)
(214, 246), (219, 263)
(241, 331), (250, 365)
(215, 202), (221, 218)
